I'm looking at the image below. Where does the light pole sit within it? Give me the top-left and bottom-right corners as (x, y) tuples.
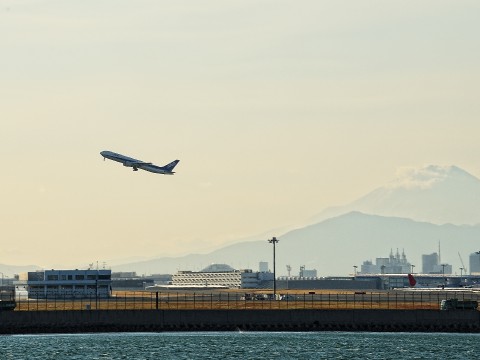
(286, 265), (291, 290)
(353, 265), (357, 279)
(268, 237), (279, 297)
(411, 264), (415, 274)
(460, 267), (464, 277)
(0, 272), (3, 287)
(441, 264), (447, 288)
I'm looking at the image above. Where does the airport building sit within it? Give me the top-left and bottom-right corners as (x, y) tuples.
(299, 267), (318, 278)
(470, 252), (480, 275)
(16, 269), (112, 298)
(422, 253), (439, 274)
(421, 252), (452, 275)
(361, 249), (453, 276)
(170, 264), (274, 289)
(258, 262), (269, 273)
(360, 249), (412, 274)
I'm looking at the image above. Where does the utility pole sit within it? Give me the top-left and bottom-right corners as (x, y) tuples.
(268, 237), (279, 297)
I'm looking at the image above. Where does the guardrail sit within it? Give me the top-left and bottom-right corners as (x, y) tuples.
(11, 290), (480, 311)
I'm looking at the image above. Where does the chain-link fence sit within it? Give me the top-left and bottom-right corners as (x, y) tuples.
(10, 290), (480, 311)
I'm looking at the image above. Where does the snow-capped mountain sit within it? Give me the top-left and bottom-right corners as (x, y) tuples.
(312, 165), (480, 225)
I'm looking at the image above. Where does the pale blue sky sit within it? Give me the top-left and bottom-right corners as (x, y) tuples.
(1, 1), (479, 269)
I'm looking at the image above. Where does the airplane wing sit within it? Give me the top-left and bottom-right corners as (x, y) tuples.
(129, 161), (153, 166)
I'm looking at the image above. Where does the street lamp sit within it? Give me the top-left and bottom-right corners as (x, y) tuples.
(441, 264), (447, 288)
(286, 265), (291, 290)
(268, 237), (279, 297)
(411, 264), (415, 274)
(460, 267), (464, 277)
(353, 265), (357, 279)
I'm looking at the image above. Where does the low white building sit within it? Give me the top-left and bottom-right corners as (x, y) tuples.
(17, 269), (112, 298)
(171, 264), (274, 289)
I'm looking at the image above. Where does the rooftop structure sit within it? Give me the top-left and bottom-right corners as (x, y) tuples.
(199, 264), (234, 272)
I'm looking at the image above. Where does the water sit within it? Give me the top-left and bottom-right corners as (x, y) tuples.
(1, 332), (480, 359)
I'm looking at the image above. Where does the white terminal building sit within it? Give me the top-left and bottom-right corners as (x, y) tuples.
(16, 269), (112, 298)
(170, 264), (274, 289)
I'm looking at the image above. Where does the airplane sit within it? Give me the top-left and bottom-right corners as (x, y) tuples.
(401, 273), (480, 292)
(407, 273), (448, 289)
(100, 151), (179, 175)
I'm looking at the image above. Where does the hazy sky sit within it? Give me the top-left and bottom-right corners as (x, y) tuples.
(1, 1), (480, 270)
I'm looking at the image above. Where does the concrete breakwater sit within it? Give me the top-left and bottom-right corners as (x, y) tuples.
(1, 309), (479, 334)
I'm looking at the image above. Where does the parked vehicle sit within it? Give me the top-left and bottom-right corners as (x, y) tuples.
(440, 298), (478, 310)
(0, 286), (16, 311)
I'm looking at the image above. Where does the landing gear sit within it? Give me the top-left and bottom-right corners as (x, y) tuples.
(133, 167), (138, 171)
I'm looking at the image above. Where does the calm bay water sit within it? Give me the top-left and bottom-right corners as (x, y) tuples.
(1, 332), (480, 359)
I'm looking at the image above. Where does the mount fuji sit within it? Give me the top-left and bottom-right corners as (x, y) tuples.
(311, 165), (480, 226)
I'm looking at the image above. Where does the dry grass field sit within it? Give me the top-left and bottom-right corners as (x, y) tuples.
(12, 289), (463, 311)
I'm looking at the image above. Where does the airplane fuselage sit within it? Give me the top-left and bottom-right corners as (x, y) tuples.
(100, 151), (179, 175)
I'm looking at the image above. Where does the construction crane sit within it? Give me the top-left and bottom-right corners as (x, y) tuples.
(458, 252), (467, 275)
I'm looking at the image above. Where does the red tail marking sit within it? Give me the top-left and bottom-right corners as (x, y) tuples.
(408, 273), (417, 287)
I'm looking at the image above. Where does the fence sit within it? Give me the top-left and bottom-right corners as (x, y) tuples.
(11, 290), (480, 311)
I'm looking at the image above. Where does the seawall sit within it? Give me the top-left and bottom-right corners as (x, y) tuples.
(1, 309), (479, 334)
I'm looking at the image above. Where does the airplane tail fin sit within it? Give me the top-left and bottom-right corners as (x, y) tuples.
(408, 273), (417, 287)
(164, 160), (180, 171)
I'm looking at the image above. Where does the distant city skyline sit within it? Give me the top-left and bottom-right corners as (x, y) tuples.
(1, 1), (480, 270)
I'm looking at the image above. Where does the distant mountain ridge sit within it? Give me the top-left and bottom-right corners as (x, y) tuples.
(0, 264), (41, 278)
(112, 165), (480, 276)
(112, 211), (480, 276)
